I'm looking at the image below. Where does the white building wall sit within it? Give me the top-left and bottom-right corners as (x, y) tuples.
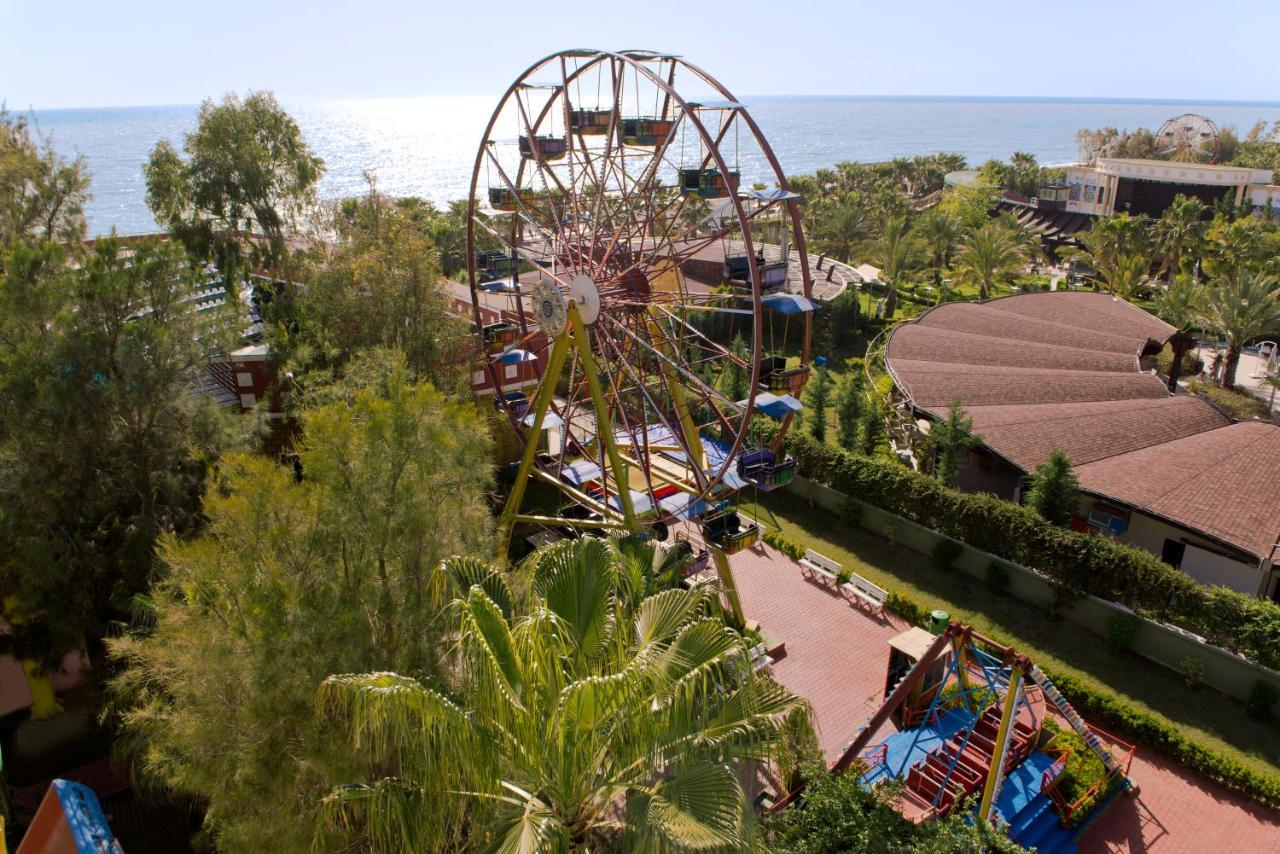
(1087, 501), (1263, 594)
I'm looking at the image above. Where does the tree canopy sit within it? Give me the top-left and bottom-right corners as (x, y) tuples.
(145, 91), (323, 284)
(108, 363), (493, 851)
(0, 236), (240, 666)
(1025, 448), (1082, 528)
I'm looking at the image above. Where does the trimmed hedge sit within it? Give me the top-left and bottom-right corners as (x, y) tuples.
(768, 426), (1280, 670)
(1044, 666), (1280, 810)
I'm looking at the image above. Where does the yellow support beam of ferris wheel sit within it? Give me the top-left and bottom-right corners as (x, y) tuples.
(495, 300), (638, 560)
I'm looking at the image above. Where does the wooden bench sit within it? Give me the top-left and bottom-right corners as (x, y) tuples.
(799, 549), (841, 586)
(842, 572), (889, 615)
(748, 642), (774, 674)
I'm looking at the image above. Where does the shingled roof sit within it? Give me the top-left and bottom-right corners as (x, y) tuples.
(885, 290), (1280, 560)
(1077, 422), (1280, 559)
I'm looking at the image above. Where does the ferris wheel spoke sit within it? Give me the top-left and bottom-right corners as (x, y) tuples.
(595, 316), (710, 494)
(599, 313), (737, 413)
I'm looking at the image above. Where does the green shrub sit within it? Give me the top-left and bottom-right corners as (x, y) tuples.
(930, 537), (964, 571)
(757, 421), (1280, 670)
(986, 561), (1011, 592)
(1179, 656), (1205, 690)
(1186, 379), (1271, 420)
(1104, 612), (1141, 653)
(883, 522), (900, 548)
(885, 591), (926, 627)
(1247, 679), (1279, 722)
(764, 529), (807, 562)
(1043, 719), (1114, 827)
(836, 568), (853, 585)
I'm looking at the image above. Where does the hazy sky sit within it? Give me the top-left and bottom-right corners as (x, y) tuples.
(4, 0), (1279, 109)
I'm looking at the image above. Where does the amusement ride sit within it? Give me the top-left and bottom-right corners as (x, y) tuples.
(465, 49), (816, 599)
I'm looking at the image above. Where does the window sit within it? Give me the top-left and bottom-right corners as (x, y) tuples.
(236, 371), (254, 388)
(1161, 538), (1186, 569)
(505, 364), (518, 380)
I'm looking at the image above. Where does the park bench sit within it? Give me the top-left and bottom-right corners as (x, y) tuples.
(842, 572), (888, 616)
(748, 642), (774, 674)
(799, 549), (841, 586)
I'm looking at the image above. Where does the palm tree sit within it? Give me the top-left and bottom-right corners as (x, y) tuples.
(1061, 212), (1148, 290)
(320, 538), (808, 852)
(811, 193), (871, 263)
(1201, 274), (1280, 390)
(869, 215), (922, 317)
(916, 209), (963, 290)
(953, 220), (1027, 300)
(1152, 195), (1207, 281)
(1153, 273), (1205, 390)
(1105, 251), (1150, 300)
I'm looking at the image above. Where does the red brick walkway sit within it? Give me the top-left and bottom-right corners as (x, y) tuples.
(729, 542), (1280, 853)
(730, 541), (910, 760)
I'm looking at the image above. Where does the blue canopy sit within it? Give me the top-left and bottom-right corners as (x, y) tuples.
(762, 293), (817, 314)
(494, 348), (536, 365)
(739, 392), (804, 419)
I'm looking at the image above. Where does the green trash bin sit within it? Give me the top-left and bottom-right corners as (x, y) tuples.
(929, 610), (950, 634)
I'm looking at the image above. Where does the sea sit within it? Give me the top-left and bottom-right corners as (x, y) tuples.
(26, 96), (1280, 237)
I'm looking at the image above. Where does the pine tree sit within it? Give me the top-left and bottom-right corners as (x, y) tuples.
(806, 367), (834, 443)
(723, 333), (748, 402)
(931, 398), (981, 487)
(836, 374), (864, 450)
(859, 407), (884, 456)
(1025, 448), (1082, 527)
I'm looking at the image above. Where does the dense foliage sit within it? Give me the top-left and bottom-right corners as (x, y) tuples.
(320, 537), (809, 852)
(0, 230), (240, 667)
(1024, 448), (1081, 527)
(765, 769), (1023, 853)
(108, 365), (493, 851)
(145, 91), (323, 286)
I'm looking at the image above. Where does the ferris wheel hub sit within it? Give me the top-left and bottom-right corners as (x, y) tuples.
(569, 274), (601, 325)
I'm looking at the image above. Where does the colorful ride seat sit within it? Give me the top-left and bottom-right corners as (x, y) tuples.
(569, 108), (613, 135)
(620, 117), (675, 147)
(703, 510), (759, 555)
(678, 167), (740, 199)
(736, 448), (797, 491)
(488, 187), (520, 211)
(499, 391), (530, 418)
(519, 134), (569, 161)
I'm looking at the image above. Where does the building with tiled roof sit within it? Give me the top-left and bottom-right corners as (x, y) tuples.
(885, 291), (1280, 598)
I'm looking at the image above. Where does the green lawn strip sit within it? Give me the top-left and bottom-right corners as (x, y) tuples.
(741, 492), (1280, 786)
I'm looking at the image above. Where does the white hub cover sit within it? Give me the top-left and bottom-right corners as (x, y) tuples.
(569, 274), (601, 325)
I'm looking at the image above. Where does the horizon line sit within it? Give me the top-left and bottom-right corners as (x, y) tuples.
(13, 93), (1280, 113)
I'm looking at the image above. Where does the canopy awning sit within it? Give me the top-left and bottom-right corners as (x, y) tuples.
(741, 392), (804, 419)
(493, 348), (537, 365)
(740, 188), (802, 203)
(762, 293), (817, 314)
(523, 411), (564, 429)
(854, 263), (881, 283)
(560, 459), (602, 487)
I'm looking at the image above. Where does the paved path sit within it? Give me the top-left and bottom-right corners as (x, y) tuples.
(728, 540), (1280, 852)
(730, 540), (910, 759)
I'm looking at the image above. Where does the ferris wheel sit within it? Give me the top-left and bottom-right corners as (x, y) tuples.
(1156, 113), (1221, 164)
(466, 49), (814, 565)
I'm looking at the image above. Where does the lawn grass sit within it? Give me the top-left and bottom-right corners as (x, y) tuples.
(740, 491), (1280, 781)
